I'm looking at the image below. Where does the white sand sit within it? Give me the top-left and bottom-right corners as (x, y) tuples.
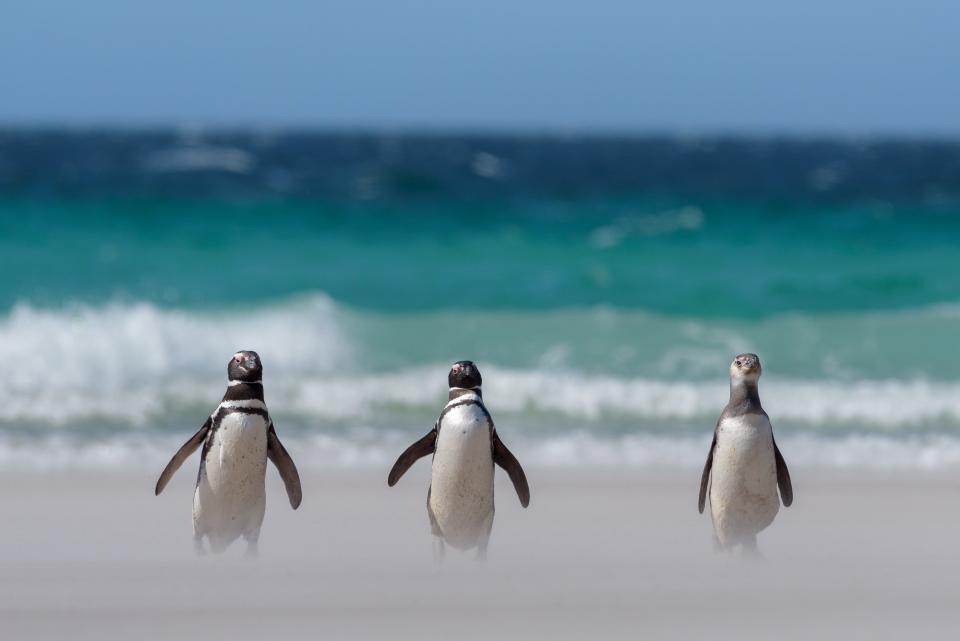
(0, 465), (957, 640)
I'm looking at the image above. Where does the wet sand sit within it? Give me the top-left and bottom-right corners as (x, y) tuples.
(0, 466), (957, 640)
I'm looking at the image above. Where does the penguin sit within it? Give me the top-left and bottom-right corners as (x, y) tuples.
(388, 361), (529, 561)
(698, 353), (793, 556)
(155, 351), (302, 555)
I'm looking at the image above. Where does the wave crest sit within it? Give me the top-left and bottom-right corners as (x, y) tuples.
(1, 299), (959, 433)
(0, 296), (350, 388)
(3, 432), (959, 471)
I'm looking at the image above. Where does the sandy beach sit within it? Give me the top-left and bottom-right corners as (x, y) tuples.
(4, 9), (960, 640)
(0, 465), (957, 640)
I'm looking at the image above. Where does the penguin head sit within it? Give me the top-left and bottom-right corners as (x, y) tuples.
(448, 360), (482, 389)
(228, 350), (262, 383)
(730, 353), (761, 382)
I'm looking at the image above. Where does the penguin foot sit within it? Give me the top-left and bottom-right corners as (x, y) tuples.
(712, 535), (724, 554)
(740, 537), (765, 562)
(432, 537), (446, 564)
(475, 544), (489, 562)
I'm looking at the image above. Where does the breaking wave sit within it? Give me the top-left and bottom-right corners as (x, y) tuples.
(1, 296), (959, 469)
(3, 432), (960, 472)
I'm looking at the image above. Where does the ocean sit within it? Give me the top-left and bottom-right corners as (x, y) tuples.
(1, 130), (959, 470)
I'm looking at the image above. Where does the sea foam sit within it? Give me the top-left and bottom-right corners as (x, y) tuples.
(1, 298), (960, 432)
(2, 431), (960, 472)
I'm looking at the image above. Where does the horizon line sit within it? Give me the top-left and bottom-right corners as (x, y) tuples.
(2, 122), (960, 144)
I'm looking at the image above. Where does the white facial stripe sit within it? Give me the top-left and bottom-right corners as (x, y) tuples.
(219, 399), (267, 411)
(449, 386), (481, 392)
(446, 391), (481, 407)
(228, 380), (262, 386)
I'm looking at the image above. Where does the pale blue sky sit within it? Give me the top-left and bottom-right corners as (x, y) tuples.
(2, 1), (958, 134)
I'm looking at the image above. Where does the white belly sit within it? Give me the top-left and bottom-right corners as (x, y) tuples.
(430, 404), (495, 549)
(193, 412), (269, 550)
(709, 413), (780, 545)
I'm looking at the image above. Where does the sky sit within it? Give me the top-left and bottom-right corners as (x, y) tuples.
(2, 1), (958, 135)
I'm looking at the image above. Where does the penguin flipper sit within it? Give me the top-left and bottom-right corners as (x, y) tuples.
(773, 435), (793, 507)
(698, 429), (717, 514)
(155, 418), (211, 495)
(492, 432), (530, 508)
(267, 423), (302, 509)
(387, 429), (437, 486)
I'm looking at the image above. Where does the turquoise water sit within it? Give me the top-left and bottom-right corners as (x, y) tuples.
(1, 132), (959, 469)
(3, 198), (960, 318)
